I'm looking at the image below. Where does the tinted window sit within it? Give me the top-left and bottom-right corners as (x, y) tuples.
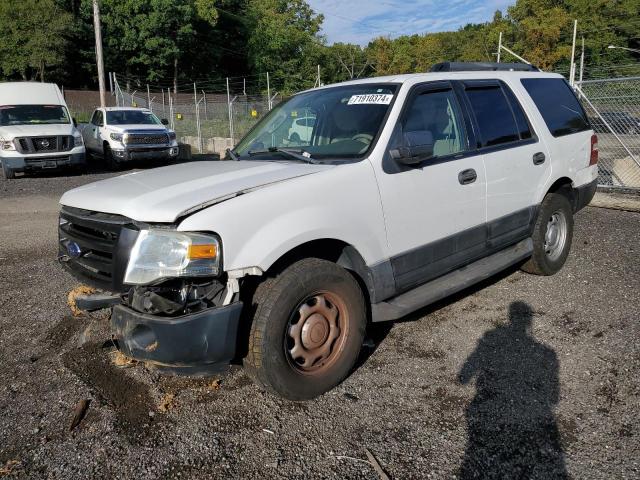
(503, 85), (533, 140)
(466, 85), (519, 147)
(106, 110), (161, 125)
(91, 110), (103, 126)
(401, 88), (467, 157)
(521, 78), (589, 137)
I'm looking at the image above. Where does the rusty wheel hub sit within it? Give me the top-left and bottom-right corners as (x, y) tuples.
(286, 292), (347, 373)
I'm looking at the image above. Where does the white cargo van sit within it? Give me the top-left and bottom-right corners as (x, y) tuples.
(0, 82), (86, 179)
(59, 63), (598, 400)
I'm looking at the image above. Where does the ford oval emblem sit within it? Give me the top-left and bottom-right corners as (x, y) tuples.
(66, 241), (82, 258)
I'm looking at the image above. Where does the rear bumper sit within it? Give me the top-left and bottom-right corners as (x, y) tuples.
(1, 151), (86, 172)
(575, 178), (598, 212)
(111, 302), (243, 374)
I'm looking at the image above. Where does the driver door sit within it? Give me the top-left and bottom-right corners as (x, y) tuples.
(374, 81), (488, 293)
(87, 110), (104, 154)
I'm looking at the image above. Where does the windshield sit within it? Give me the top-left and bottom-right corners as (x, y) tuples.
(234, 84), (398, 160)
(0, 105), (70, 126)
(106, 110), (162, 125)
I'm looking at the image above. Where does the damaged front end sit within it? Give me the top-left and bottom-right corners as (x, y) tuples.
(58, 206), (244, 374)
(112, 278), (243, 374)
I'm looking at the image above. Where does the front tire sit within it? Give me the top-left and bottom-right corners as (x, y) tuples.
(244, 258), (366, 400)
(1, 161), (15, 179)
(104, 145), (119, 171)
(522, 193), (574, 276)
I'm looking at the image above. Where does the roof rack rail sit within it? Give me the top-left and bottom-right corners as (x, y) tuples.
(430, 62), (539, 72)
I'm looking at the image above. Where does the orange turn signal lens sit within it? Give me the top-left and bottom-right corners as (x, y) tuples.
(188, 244), (217, 259)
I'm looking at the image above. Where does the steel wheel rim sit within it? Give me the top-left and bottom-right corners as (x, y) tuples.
(285, 291), (349, 375)
(544, 210), (568, 261)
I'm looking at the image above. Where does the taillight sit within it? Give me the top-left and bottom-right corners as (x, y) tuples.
(589, 134), (598, 166)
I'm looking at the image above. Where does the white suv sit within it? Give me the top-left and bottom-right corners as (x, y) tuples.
(58, 63), (598, 400)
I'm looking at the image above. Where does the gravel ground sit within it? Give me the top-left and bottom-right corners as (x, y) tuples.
(0, 172), (639, 479)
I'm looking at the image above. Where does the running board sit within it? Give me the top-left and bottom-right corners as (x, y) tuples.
(371, 238), (533, 322)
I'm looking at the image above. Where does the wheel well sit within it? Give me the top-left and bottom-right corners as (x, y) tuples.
(266, 239), (372, 304)
(547, 177), (576, 211)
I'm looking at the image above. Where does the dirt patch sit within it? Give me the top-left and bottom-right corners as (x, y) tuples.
(62, 343), (160, 444)
(45, 316), (87, 350)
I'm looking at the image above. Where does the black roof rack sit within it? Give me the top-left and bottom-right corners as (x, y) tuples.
(430, 62), (539, 72)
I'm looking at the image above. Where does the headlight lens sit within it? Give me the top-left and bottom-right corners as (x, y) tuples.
(124, 230), (220, 285)
(110, 132), (123, 142)
(168, 131), (176, 141)
(73, 133), (83, 146)
(1, 140), (16, 151)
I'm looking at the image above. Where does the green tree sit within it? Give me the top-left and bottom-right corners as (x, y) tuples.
(0, 0), (73, 81)
(245, 0), (324, 92)
(99, 0), (219, 91)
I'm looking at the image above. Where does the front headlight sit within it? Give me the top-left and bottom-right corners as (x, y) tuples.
(73, 133), (83, 146)
(124, 230), (220, 285)
(110, 132), (123, 142)
(168, 131), (176, 142)
(1, 139), (16, 151)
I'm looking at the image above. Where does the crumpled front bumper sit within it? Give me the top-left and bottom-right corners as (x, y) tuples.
(111, 301), (243, 374)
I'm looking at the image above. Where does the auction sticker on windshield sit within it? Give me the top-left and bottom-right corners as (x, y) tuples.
(347, 94), (393, 105)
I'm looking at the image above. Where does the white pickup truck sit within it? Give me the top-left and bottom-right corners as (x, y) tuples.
(82, 107), (179, 169)
(58, 63), (598, 400)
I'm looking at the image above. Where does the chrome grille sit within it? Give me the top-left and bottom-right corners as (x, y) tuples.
(125, 133), (169, 145)
(16, 136), (74, 154)
(33, 136), (57, 151)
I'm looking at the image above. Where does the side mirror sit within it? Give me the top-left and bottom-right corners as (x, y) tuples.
(161, 118), (169, 125)
(390, 130), (434, 165)
(72, 118), (78, 127)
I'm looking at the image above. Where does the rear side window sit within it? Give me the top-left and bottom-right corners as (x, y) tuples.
(465, 85), (520, 147)
(521, 78), (589, 137)
(503, 85), (533, 140)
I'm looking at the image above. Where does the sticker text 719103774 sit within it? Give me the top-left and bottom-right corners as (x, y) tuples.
(347, 94), (393, 105)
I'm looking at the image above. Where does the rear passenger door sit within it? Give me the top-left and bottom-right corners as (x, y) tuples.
(460, 80), (549, 249)
(378, 81), (487, 293)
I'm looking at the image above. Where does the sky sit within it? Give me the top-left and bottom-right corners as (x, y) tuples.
(307, 0), (514, 46)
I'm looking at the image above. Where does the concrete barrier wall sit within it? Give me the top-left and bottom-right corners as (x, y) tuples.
(179, 136), (233, 158)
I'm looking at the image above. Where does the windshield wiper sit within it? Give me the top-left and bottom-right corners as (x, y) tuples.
(225, 148), (239, 161)
(247, 147), (319, 164)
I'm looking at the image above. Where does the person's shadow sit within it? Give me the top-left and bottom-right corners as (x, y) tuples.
(458, 301), (567, 479)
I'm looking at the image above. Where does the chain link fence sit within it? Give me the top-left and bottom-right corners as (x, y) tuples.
(575, 77), (640, 190)
(113, 76), (281, 157)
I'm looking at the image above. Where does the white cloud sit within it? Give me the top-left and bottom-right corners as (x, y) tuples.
(307, 0), (514, 45)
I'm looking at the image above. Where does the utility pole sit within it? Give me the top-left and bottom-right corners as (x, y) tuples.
(578, 37), (585, 84)
(226, 77), (232, 140)
(92, 0), (106, 107)
(147, 84), (151, 109)
(243, 78), (246, 96)
(569, 19), (578, 86)
(497, 32), (503, 63)
(266, 72), (271, 110)
(317, 64), (321, 87)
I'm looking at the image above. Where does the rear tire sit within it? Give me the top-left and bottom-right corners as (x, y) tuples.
(243, 258), (366, 400)
(522, 193), (574, 276)
(1, 161), (15, 179)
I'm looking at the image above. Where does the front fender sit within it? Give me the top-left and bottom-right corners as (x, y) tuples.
(176, 160), (389, 272)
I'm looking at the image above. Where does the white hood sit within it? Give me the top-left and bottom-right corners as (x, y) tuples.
(59, 160), (331, 222)
(0, 123), (76, 139)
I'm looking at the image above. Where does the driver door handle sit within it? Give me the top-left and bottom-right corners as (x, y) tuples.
(458, 168), (477, 185)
